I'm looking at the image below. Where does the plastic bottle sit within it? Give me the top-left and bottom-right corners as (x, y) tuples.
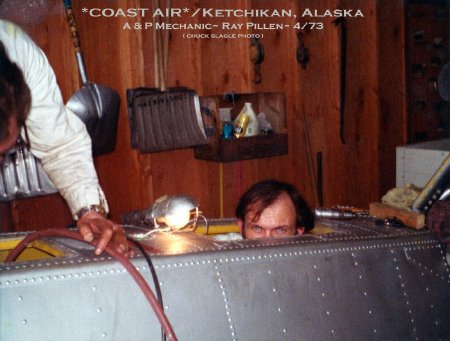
(222, 121), (233, 139)
(219, 108), (233, 139)
(243, 102), (259, 136)
(234, 106), (250, 138)
(234, 102), (259, 138)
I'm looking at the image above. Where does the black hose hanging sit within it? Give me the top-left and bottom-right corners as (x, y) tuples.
(132, 239), (166, 341)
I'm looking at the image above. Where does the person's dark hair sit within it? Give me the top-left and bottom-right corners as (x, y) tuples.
(236, 179), (315, 234)
(0, 40), (31, 140)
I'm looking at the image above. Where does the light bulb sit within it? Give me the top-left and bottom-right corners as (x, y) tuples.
(164, 210), (191, 229)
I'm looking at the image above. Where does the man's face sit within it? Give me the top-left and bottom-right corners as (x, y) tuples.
(239, 193), (304, 239)
(0, 116), (20, 162)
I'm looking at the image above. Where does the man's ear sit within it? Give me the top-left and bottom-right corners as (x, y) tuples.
(297, 227), (305, 235)
(237, 219), (244, 230)
(237, 219), (245, 236)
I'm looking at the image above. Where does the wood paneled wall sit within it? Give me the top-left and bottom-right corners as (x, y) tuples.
(0, 0), (406, 230)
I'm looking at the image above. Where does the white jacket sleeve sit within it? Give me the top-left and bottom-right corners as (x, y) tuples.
(0, 20), (108, 216)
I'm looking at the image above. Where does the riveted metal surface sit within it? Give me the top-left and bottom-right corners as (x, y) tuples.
(212, 240), (449, 340)
(1, 218), (449, 341)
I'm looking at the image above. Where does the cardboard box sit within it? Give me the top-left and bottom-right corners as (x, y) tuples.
(396, 138), (450, 187)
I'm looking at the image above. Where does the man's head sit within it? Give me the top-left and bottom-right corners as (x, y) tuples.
(236, 179), (314, 239)
(0, 40), (30, 155)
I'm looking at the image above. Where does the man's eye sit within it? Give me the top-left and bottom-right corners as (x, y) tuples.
(275, 227), (287, 234)
(252, 225), (263, 232)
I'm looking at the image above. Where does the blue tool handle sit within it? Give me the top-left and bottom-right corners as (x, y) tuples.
(63, 0), (72, 8)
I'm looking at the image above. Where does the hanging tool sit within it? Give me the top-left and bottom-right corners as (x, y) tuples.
(63, 0), (120, 156)
(126, 0), (207, 153)
(333, 17), (347, 145)
(250, 37), (264, 84)
(296, 32), (310, 68)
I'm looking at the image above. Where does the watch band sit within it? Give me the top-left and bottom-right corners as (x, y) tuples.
(74, 204), (107, 221)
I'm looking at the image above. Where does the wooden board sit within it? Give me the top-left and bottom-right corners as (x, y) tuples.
(369, 202), (425, 230)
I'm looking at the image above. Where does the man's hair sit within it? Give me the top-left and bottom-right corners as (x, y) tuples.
(0, 40), (31, 140)
(236, 179), (315, 233)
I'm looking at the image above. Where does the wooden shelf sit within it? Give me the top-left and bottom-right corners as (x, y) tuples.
(194, 92), (288, 162)
(194, 133), (288, 162)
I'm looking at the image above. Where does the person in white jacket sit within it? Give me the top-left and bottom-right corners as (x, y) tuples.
(0, 19), (130, 256)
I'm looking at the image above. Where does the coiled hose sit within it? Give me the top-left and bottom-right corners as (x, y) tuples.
(4, 228), (178, 341)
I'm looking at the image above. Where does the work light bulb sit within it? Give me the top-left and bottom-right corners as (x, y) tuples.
(164, 209), (191, 229)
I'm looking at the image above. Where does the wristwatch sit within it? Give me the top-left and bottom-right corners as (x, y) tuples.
(74, 204), (107, 221)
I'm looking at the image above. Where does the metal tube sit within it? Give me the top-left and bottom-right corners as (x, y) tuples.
(314, 208), (357, 220)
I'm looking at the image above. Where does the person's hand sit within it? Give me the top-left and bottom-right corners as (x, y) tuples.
(76, 211), (133, 256)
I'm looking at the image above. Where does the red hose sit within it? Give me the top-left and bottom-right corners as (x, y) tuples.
(5, 228), (178, 341)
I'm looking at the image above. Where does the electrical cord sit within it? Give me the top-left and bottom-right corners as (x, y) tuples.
(131, 238), (166, 341)
(5, 228), (178, 341)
